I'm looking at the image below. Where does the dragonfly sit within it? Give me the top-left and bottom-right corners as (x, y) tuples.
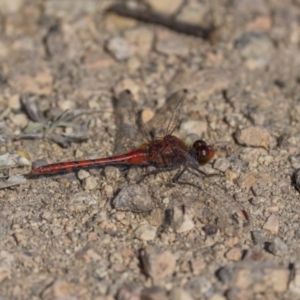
(30, 89), (249, 224)
(31, 89), (215, 182)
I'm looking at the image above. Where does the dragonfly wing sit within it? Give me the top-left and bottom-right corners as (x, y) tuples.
(202, 184), (249, 229)
(113, 90), (138, 154)
(145, 89), (188, 139)
(113, 89), (188, 154)
(113, 90), (147, 154)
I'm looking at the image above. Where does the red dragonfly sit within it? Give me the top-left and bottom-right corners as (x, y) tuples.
(31, 89), (215, 180)
(31, 89), (249, 223)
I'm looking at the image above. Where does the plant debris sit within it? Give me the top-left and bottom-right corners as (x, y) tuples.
(15, 94), (100, 148)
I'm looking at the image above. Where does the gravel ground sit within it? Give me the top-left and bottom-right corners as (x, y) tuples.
(1, 0), (300, 299)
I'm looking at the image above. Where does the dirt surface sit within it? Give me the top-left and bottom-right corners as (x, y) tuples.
(1, 0), (300, 299)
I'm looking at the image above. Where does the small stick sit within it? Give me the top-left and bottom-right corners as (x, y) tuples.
(107, 4), (215, 40)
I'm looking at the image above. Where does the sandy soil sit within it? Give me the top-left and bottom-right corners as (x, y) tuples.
(1, 0), (300, 299)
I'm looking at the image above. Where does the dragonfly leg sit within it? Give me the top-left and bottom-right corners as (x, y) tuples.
(190, 166), (222, 178)
(136, 166), (179, 184)
(171, 166), (222, 189)
(171, 167), (204, 189)
(171, 167), (186, 183)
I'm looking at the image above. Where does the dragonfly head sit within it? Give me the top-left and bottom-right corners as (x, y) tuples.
(192, 140), (215, 165)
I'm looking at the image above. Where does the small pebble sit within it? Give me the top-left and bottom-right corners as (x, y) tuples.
(239, 148), (261, 164)
(268, 237), (288, 256)
(225, 170), (239, 182)
(141, 108), (154, 123)
(203, 224), (218, 236)
(251, 230), (267, 246)
(235, 32), (274, 69)
(68, 192), (96, 212)
(225, 247), (242, 261)
(213, 158), (230, 172)
(141, 246), (176, 280)
(77, 170), (90, 180)
(113, 78), (140, 99)
(10, 113), (28, 127)
(104, 166), (121, 181)
(145, 0), (183, 15)
(124, 26), (154, 57)
(176, 0), (208, 25)
(170, 206), (195, 233)
(175, 215), (195, 233)
(106, 36), (134, 61)
(82, 176), (98, 190)
(169, 287), (194, 300)
(250, 196), (266, 205)
(187, 277), (212, 297)
(134, 224), (157, 241)
(114, 211), (125, 221)
(235, 126), (272, 150)
(58, 99), (76, 111)
(180, 120), (207, 139)
(146, 207), (164, 227)
(289, 155), (300, 169)
(263, 214), (279, 235)
(113, 184), (155, 212)
(156, 31), (189, 57)
(8, 94), (21, 110)
(0, 175), (26, 188)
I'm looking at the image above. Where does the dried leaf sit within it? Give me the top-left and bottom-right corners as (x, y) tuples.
(14, 133), (44, 140)
(62, 133), (89, 143)
(18, 95), (101, 148)
(63, 109), (104, 122)
(0, 152), (31, 169)
(0, 122), (12, 146)
(47, 110), (81, 133)
(23, 122), (46, 133)
(0, 175), (26, 189)
(49, 134), (88, 148)
(21, 94), (47, 123)
(0, 153), (10, 167)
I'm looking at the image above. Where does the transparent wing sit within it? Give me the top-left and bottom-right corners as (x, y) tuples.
(113, 90), (138, 154)
(145, 89), (188, 139)
(113, 89), (188, 154)
(113, 90), (151, 154)
(201, 183), (249, 230)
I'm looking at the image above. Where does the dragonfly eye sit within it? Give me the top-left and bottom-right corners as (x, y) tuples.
(193, 140), (215, 165)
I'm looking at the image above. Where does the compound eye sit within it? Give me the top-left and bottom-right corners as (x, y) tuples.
(193, 140), (215, 165)
(193, 139), (207, 148)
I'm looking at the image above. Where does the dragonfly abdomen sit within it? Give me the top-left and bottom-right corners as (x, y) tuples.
(31, 149), (150, 175)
